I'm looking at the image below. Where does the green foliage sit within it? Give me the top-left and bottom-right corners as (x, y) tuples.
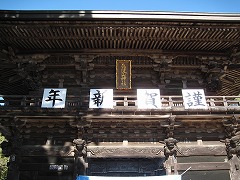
(0, 134), (8, 180)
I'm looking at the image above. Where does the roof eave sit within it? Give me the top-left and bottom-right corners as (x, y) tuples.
(0, 10), (240, 22)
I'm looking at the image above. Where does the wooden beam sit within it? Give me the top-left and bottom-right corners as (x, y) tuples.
(177, 162), (230, 171)
(19, 142), (226, 158)
(19, 163), (74, 172)
(86, 142), (226, 158)
(20, 145), (74, 156)
(16, 48), (227, 56)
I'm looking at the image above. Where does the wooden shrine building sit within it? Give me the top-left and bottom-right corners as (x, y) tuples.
(1, 10), (240, 180)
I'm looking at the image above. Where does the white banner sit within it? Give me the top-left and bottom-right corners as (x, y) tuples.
(41, 88), (67, 108)
(0, 97), (4, 106)
(89, 89), (113, 108)
(137, 89), (161, 109)
(77, 175), (181, 180)
(182, 89), (207, 109)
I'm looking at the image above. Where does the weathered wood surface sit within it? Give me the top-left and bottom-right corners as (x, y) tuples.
(18, 142), (227, 158)
(177, 162), (230, 171)
(87, 144), (226, 158)
(88, 142), (226, 157)
(229, 155), (240, 180)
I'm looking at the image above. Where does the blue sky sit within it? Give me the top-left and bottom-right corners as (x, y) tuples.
(0, 0), (240, 13)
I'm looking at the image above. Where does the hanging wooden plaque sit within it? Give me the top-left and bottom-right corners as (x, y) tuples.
(116, 60), (132, 89)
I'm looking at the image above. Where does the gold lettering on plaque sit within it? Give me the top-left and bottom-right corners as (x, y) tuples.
(121, 63), (127, 86)
(116, 60), (131, 89)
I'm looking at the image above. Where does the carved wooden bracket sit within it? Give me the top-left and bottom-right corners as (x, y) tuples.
(222, 115), (240, 161)
(74, 55), (95, 86)
(1, 46), (16, 62)
(230, 46), (240, 64)
(222, 115), (240, 138)
(160, 115), (181, 138)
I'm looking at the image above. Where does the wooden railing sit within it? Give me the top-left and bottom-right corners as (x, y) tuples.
(0, 95), (240, 110)
(113, 95), (240, 111)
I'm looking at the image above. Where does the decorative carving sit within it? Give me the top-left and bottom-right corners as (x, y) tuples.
(230, 46), (240, 64)
(222, 115), (240, 180)
(222, 116), (239, 159)
(223, 132), (240, 180)
(72, 139), (87, 177)
(160, 116), (181, 175)
(229, 132), (240, 157)
(206, 74), (222, 92)
(43, 55), (75, 65)
(223, 115), (239, 138)
(160, 140), (182, 159)
(201, 61), (224, 92)
(222, 131), (240, 160)
(160, 137), (179, 175)
(161, 115), (180, 138)
(74, 55), (94, 85)
(178, 145), (226, 156)
(1, 46), (16, 62)
(172, 56), (202, 67)
(89, 147), (164, 158)
(162, 137), (178, 160)
(18, 145), (226, 157)
(8, 62), (42, 91)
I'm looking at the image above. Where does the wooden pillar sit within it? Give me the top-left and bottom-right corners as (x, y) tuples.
(164, 156), (178, 175)
(6, 155), (19, 180)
